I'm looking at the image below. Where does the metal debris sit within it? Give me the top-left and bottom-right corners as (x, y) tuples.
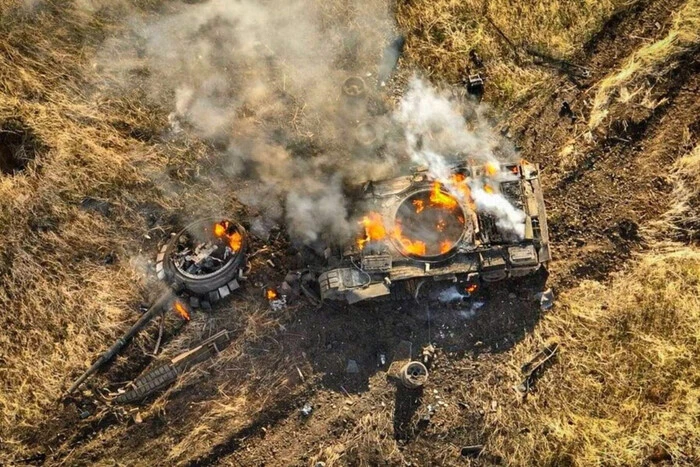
(346, 359), (360, 374)
(421, 344), (435, 365)
(534, 288), (554, 311)
(559, 101), (574, 119)
(400, 361), (428, 389)
(464, 73), (485, 101)
(516, 342), (559, 395)
(300, 403), (313, 417)
(469, 49), (484, 68)
(461, 445), (484, 458)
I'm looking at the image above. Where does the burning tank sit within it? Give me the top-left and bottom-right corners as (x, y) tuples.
(317, 160), (550, 303)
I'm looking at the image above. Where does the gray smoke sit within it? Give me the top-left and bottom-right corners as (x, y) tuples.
(95, 0), (526, 244)
(394, 78), (527, 238)
(97, 0), (401, 244)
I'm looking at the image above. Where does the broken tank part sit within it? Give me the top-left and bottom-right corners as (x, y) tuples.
(341, 76), (366, 98)
(400, 361), (428, 389)
(116, 330), (232, 404)
(157, 218), (247, 302)
(317, 160), (550, 304)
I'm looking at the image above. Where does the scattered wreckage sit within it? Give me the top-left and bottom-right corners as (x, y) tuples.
(67, 58), (552, 406)
(67, 218), (250, 396)
(68, 159), (551, 399)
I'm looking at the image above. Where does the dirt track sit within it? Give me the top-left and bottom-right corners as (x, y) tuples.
(9, 0), (700, 465)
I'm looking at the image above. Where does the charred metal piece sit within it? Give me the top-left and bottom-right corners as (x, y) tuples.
(469, 49), (484, 68)
(317, 160), (550, 304)
(157, 218), (248, 303)
(116, 330), (232, 404)
(400, 361), (428, 389)
(526, 47), (591, 79)
(67, 291), (173, 394)
(516, 342), (558, 394)
(465, 73), (485, 101)
(559, 101), (574, 118)
(461, 445), (484, 458)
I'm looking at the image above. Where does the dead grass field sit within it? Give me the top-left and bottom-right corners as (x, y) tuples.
(0, 0), (698, 466)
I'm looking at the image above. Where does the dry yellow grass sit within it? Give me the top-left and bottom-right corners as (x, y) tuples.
(653, 144), (700, 241)
(487, 245), (700, 466)
(0, 2), (191, 458)
(589, 0), (700, 128)
(396, 0), (624, 103)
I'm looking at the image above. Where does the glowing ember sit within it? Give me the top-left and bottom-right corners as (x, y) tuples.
(266, 288), (278, 300)
(173, 300), (190, 321)
(214, 220), (243, 252)
(413, 199), (425, 213)
(440, 240), (452, 254)
(213, 223), (226, 237)
(228, 231), (242, 252)
(465, 283), (478, 295)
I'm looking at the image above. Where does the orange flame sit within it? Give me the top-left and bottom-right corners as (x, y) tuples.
(449, 173), (475, 210)
(356, 180), (470, 257)
(357, 213), (387, 249)
(465, 283), (478, 295)
(392, 223), (426, 256)
(228, 231), (242, 252)
(214, 221), (243, 252)
(440, 240), (452, 254)
(266, 288), (278, 300)
(484, 184), (494, 194)
(413, 199), (425, 214)
(173, 300), (190, 321)
(213, 223), (226, 237)
(430, 182), (458, 210)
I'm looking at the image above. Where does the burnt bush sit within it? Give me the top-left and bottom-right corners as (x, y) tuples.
(0, 119), (45, 175)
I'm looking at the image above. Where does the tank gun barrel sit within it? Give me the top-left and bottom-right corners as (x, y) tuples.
(66, 290), (173, 394)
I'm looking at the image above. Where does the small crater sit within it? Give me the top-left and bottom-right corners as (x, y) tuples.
(0, 119), (44, 175)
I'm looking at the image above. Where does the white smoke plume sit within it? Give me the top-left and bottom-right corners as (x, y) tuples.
(95, 0), (526, 244)
(393, 77), (527, 238)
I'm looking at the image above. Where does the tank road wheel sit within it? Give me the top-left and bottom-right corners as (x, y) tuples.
(156, 218), (248, 302)
(400, 361), (429, 389)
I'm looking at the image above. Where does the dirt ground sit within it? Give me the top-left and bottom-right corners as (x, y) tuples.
(2, 0), (699, 466)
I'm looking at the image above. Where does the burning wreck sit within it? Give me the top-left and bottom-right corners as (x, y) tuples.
(317, 159), (550, 304)
(156, 218), (248, 305)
